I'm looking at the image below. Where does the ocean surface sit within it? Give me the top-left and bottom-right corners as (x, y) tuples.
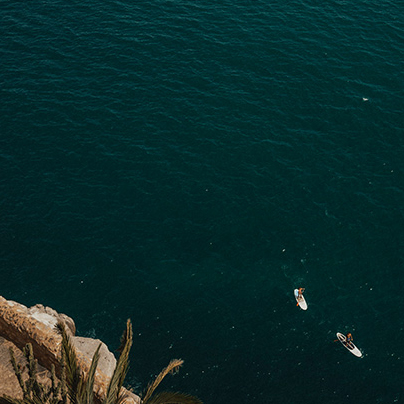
(1, 0), (403, 402)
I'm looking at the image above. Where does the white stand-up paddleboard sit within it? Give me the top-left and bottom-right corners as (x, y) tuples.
(336, 333), (362, 357)
(294, 289), (308, 310)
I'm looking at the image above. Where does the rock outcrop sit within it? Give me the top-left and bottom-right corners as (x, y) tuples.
(0, 296), (140, 404)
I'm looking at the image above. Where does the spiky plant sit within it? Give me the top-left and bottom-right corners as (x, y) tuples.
(56, 320), (101, 404)
(141, 359), (203, 404)
(56, 319), (133, 404)
(1, 319), (203, 404)
(0, 343), (67, 404)
(0, 320), (131, 404)
(102, 319), (132, 404)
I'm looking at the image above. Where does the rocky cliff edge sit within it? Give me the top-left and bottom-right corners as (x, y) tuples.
(0, 296), (140, 403)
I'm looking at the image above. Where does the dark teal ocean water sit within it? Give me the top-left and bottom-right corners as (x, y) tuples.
(1, 0), (404, 402)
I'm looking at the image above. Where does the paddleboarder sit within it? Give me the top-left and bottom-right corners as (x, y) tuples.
(345, 333), (354, 348)
(294, 288), (308, 310)
(336, 332), (362, 357)
(297, 287), (305, 300)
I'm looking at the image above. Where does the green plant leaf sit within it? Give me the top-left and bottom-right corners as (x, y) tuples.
(9, 348), (26, 396)
(146, 392), (203, 404)
(56, 322), (82, 404)
(142, 360), (183, 404)
(0, 396), (25, 404)
(84, 343), (101, 404)
(102, 319), (133, 404)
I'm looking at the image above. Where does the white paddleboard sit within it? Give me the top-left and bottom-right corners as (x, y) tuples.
(294, 289), (308, 310)
(336, 333), (362, 357)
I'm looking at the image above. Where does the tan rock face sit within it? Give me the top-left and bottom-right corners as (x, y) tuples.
(28, 304), (76, 335)
(73, 337), (117, 378)
(0, 297), (62, 371)
(0, 296), (140, 404)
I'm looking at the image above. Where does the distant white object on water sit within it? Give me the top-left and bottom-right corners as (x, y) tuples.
(294, 289), (308, 310)
(362, 97), (369, 101)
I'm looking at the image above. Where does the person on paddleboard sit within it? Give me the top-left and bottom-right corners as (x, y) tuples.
(344, 333), (355, 348)
(296, 287), (305, 306)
